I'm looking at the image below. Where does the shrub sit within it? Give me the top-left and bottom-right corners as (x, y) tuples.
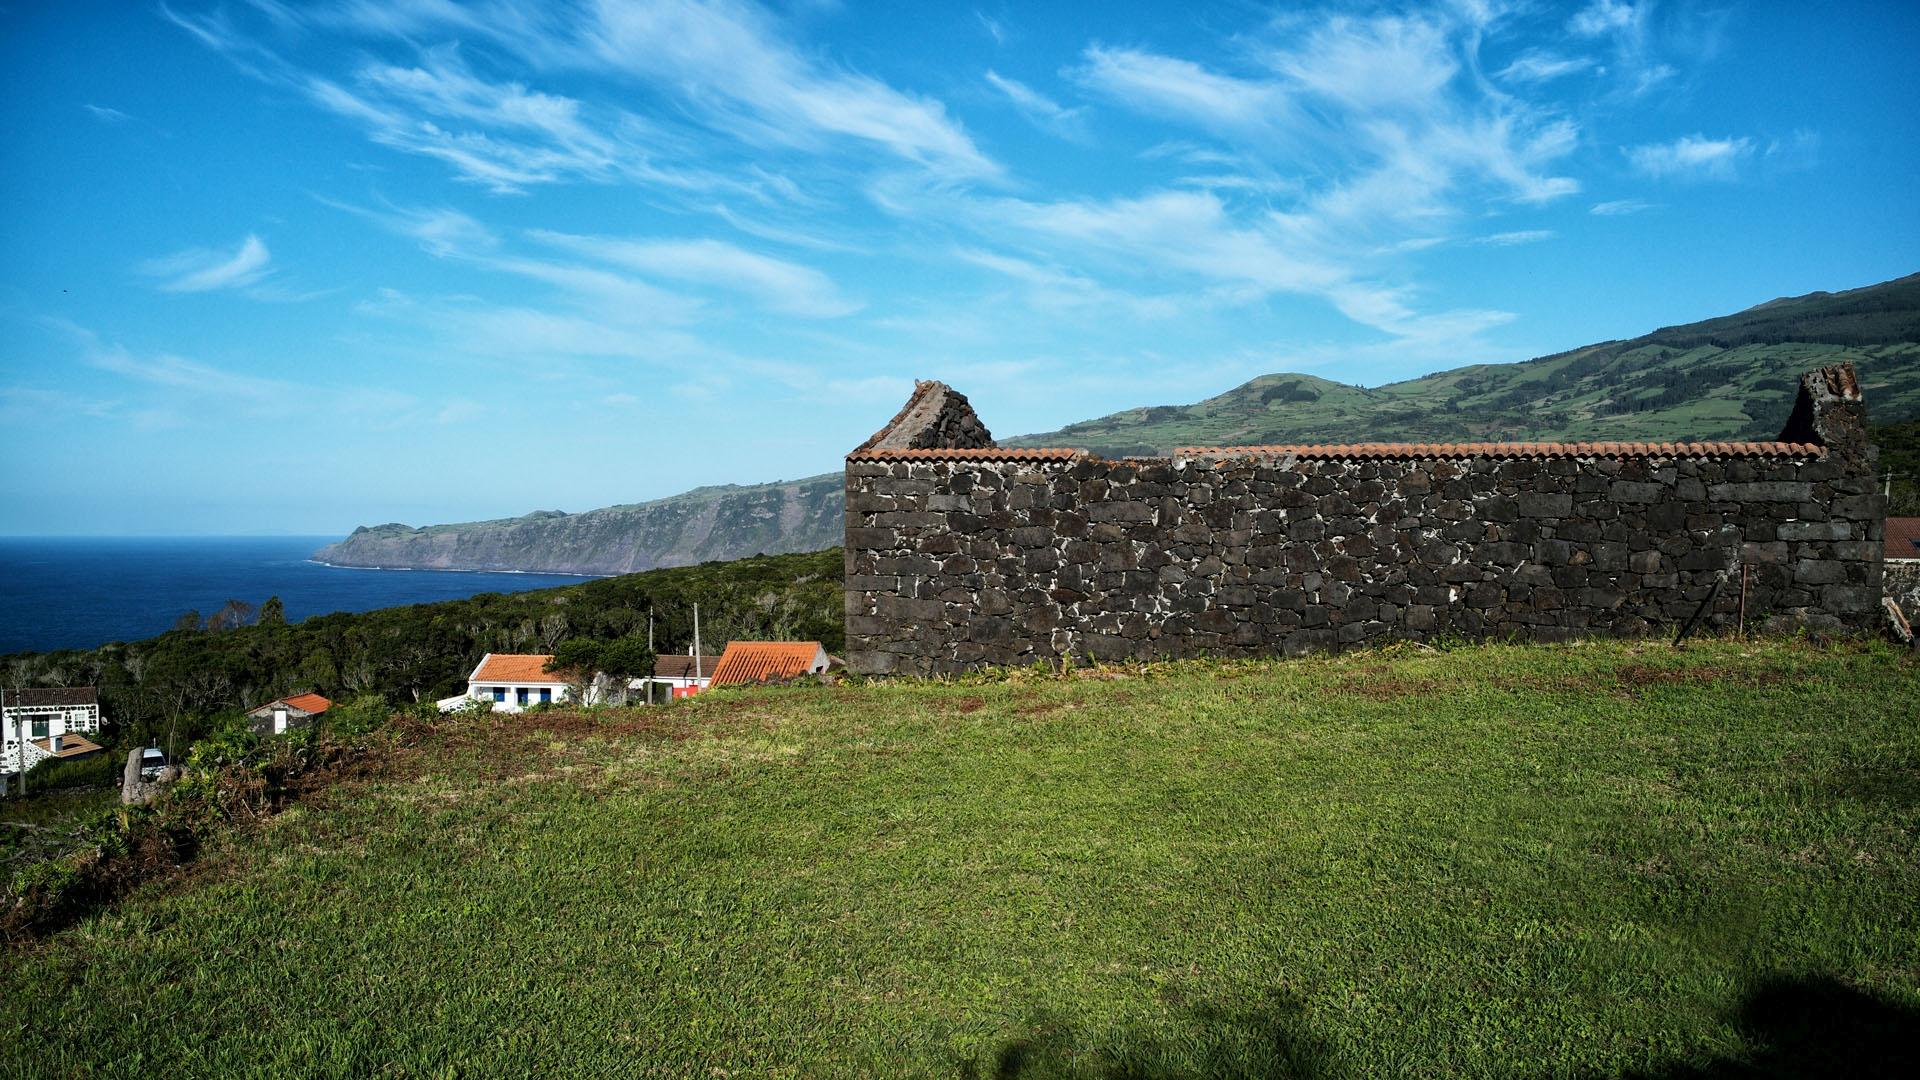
(24, 751), (119, 791)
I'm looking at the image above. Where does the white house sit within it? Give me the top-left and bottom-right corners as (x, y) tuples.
(438, 653), (579, 714)
(3, 686), (105, 778)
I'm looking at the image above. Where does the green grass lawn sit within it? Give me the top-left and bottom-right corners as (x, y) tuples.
(4, 638), (1918, 1077)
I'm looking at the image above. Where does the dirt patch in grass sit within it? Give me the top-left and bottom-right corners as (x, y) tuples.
(1610, 664), (1798, 697)
(953, 696), (987, 714)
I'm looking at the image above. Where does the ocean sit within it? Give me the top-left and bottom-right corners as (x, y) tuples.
(0, 536), (595, 655)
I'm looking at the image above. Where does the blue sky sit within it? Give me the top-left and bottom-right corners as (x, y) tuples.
(3, 0), (1915, 535)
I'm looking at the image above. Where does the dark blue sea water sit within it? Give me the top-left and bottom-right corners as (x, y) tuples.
(0, 537), (594, 655)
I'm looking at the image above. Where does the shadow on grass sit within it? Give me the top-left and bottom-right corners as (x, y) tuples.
(1624, 975), (1919, 1079)
(960, 992), (1337, 1080)
(959, 977), (1918, 1079)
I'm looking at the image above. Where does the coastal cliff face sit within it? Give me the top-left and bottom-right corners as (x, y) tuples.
(313, 475), (843, 576)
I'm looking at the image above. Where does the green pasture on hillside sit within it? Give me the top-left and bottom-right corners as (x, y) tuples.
(4, 638), (1917, 1077)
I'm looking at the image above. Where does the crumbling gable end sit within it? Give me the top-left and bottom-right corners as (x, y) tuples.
(854, 380), (995, 453)
(1777, 362), (1873, 465)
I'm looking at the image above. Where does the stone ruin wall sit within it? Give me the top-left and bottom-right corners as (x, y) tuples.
(844, 366), (1886, 676)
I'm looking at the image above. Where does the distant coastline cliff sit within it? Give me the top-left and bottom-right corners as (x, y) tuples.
(313, 475), (842, 576)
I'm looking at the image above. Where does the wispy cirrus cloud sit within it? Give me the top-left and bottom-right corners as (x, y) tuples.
(1473, 230), (1557, 247)
(1569, 0), (1640, 38)
(1072, 9), (1580, 232)
(1566, 0), (1675, 95)
(48, 320), (418, 426)
(1590, 198), (1655, 216)
(527, 231), (861, 318)
(82, 103), (132, 123)
(1075, 47), (1294, 142)
(985, 71), (1087, 141)
(1496, 50), (1595, 84)
(582, 0), (999, 180)
(958, 187), (1513, 343)
(1626, 134), (1754, 180)
(139, 235), (273, 293)
(165, 0), (987, 201)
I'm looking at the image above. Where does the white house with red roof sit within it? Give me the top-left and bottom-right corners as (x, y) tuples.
(438, 653), (581, 713)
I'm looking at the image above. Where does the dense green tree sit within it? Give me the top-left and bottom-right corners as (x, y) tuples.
(595, 636), (656, 705)
(546, 639), (604, 704)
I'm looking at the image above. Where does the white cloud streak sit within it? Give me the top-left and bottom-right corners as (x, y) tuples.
(139, 235), (273, 293)
(1626, 134), (1754, 180)
(985, 70), (1087, 140)
(527, 231), (861, 317)
(1473, 229), (1556, 247)
(1590, 198), (1655, 215)
(1496, 51), (1595, 84)
(581, 0), (998, 180)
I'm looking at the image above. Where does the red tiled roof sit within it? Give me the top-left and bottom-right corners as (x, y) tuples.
(251, 692), (332, 716)
(471, 654), (567, 683)
(1888, 517), (1920, 561)
(847, 446), (1086, 463)
(1175, 441), (1825, 461)
(283, 692), (332, 714)
(707, 641), (827, 687)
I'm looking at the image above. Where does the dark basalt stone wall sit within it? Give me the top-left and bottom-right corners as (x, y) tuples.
(844, 368), (1886, 675)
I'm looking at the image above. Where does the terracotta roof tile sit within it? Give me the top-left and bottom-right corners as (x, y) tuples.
(1888, 517), (1920, 561)
(847, 446), (1086, 463)
(707, 641), (828, 687)
(471, 653), (567, 683)
(1174, 441), (1824, 461)
(31, 733), (103, 759)
(283, 692), (332, 714)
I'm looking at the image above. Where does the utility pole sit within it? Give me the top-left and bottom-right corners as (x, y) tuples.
(10, 693), (26, 798)
(693, 603), (703, 683)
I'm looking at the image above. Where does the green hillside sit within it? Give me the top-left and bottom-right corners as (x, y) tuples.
(1009, 272), (1920, 453)
(5, 639), (1917, 1075)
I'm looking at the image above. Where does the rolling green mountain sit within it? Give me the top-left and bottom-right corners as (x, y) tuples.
(318, 273), (1920, 574)
(1007, 272), (1920, 454)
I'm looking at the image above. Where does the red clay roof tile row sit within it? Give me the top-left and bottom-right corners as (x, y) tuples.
(850, 441), (1826, 464)
(847, 447), (1087, 462)
(279, 692), (332, 714)
(471, 653), (567, 683)
(1175, 441), (1826, 461)
(706, 641), (827, 687)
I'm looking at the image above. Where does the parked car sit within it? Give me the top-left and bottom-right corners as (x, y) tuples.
(138, 748), (167, 781)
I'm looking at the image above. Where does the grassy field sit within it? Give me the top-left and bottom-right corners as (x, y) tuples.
(4, 638), (1917, 1077)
